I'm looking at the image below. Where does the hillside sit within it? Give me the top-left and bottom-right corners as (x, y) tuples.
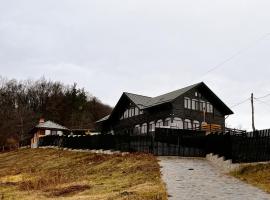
(0, 149), (167, 200)
(0, 77), (112, 148)
(231, 163), (270, 193)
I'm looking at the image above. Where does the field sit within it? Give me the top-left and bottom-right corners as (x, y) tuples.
(231, 163), (270, 193)
(0, 148), (167, 200)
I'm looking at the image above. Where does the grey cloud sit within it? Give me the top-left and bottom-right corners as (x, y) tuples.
(1, 0), (270, 130)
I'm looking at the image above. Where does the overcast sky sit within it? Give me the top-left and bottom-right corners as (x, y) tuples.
(1, 0), (270, 130)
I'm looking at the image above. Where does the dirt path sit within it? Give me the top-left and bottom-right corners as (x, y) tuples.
(159, 157), (270, 200)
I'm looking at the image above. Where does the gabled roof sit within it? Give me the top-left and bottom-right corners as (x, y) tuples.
(144, 83), (201, 108)
(36, 120), (69, 131)
(95, 82), (233, 123)
(120, 83), (201, 109)
(124, 92), (152, 109)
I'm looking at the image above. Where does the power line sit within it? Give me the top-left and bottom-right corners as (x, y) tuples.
(194, 32), (270, 81)
(255, 93), (270, 100)
(231, 97), (250, 108)
(225, 97), (250, 120)
(254, 98), (270, 113)
(254, 98), (270, 108)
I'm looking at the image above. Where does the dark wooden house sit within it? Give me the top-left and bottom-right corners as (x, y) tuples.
(96, 82), (233, 135)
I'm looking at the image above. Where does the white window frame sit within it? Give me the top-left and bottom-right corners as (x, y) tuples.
(172, 117), (183, 129)
(134, 124), (141, 134)
(200, 100), (206, 112)
(193, 120), (200, 130)
(124, 110), (128, 118)
(184, 119), (192, 130)
(164, 117), (171, 127)
(207, 103), (213, 113)
(192, 99), (199, 110)
(149, 121), (155, 132)
(134, 107), (139, 115)
(156, 119), (163, 128)
(184, 97), (191, 109)
(141, 123), (148, 134)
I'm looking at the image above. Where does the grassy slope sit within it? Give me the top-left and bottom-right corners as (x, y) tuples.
(231, 163), (270, 193)
(0, 149), (167, 200)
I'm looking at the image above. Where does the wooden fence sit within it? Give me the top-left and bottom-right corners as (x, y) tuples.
(38, 128), (270, 163)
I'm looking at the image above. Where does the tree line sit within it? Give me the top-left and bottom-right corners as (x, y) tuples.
(0, 77), (112, 149)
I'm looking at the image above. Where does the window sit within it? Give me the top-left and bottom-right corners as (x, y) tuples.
(149, 121), (155, 132)
(192, 99), (199, 110)
(207, 103), (213, 113)
(199, 100), (206, 111)
(45, 130), (51, 135)
(196, 92), (202, 98)
(184, 97), (191, 109)
(124, 110), (128, 118)
(57, 131), (63, 136)
(209, 104), (213, 113)
(141, 123), (148, 134)
(164, 118), (171, 127)
(193, 120), (200, 130)
(172, 117), (183, 129)
(122, 107), (140, 119)
(156, 119), (163, 128)
(51, 130), (57, 135)
(135, 107), (139, 115)
(128, 109), (132, 117)
(184, 119), (192, 130)
(134, 125), (141, 134)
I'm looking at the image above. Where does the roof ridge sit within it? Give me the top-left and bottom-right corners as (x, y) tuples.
(39, 120), (69, 130)
(143, 82), (204, 108)
(45, 120), (65, 126)
(124, 92), (152, 98)
(152, 82), (203, 99)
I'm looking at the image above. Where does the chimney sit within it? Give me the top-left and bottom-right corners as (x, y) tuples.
(39, 118), (45, 124)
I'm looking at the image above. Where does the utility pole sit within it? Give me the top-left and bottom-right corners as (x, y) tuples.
(251, 93), (256, 132)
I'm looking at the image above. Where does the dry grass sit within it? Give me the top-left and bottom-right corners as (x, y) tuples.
(0, 148), (167, 200)
(231, 163), (270, 193)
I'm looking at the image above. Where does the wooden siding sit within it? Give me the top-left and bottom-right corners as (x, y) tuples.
(99, 86), (227, 134)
